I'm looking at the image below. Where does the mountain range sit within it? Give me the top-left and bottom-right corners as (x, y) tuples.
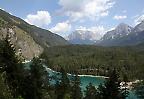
(67, 27), (105, 45)
(67, 30), (97, 44)
(97, 21), (144, 46)
(67, 21), (144, 46)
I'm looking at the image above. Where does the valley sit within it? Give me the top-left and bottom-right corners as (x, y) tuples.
(0, 5), (144, 99)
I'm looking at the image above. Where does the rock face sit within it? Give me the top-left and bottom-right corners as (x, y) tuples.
(96, 22), (144, 46)
(0, 9), (69, 59)
(67, 29), (103, 44)
(133, 21), (144, 33)
(67, 30), (96, 44)
(101, 23), (133, 41)
(0, 27), (43, 60)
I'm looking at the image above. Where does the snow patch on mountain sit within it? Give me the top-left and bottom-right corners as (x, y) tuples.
(133, 20), (144, 33)
(101, 23), (133, 41)
(67, 26), (105, 44)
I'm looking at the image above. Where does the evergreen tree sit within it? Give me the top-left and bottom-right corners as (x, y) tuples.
(0, 30), (25, 98)
(84, 83), (97, 99)
(21, 73), (33, 99)
(71, 73), (82, 99)
(98, 69), (124, 99)
(55, 67), (70, 99)
(55, 80), (61, 99)
(29, 57), (50, 99)
(0, 73), (13, 99)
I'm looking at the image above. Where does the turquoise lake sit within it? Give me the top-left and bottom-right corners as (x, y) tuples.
(24, 63), (138, 99)
(80, 76), (137, 99)
(46, 67), (138, 99)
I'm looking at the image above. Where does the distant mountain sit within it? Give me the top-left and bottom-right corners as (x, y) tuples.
(0, 9), (69, 59)
(116, 21), (144, 46)
(96, 21), (144, 46)
(67, 30), (103, 44)
(69, 39), (95, 45)
(118, 29), (144, 46)
(133, 20), (144, 32)
(101, 23), (133, 41)
(68, 23), (144, 46)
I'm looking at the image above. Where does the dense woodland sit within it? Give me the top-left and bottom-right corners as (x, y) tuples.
(0, 29), (144, 99)
(41, 44), (144, 80)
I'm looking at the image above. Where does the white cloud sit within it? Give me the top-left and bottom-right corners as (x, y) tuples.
(134, 14), (144, 25)
(58, 0), (115, 21)
(74, 26), (106, 40)
(50, 21), (71, 36)
(113, 15), (127, 20)
(25, 11), (51, 28)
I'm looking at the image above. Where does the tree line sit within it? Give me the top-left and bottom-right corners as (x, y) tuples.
(41, 44), (144, 80)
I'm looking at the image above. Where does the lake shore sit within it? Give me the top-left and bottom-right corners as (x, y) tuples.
(24, 61), (141, 90)
(45, 66), (109, 78)
(78, 74), (109, 78)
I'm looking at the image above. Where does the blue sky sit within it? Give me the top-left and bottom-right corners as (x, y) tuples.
(0, 0), (144, 38)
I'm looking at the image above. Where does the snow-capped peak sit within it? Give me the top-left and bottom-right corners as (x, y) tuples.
(133, 20), (144, 33)
(101, 23), (133, 40)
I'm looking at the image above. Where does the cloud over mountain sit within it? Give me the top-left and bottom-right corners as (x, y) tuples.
(50, 21), (71, 36)
(58, 0), (115, 21)
(25, 11), (51, 28)
(113, 15), (127, 20)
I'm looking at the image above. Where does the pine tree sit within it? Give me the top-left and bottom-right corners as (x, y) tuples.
(29, 57), (51, 99)
(71, 73), (82, 99)
(0, 73), (13, 99)
(21, 74), (33, 99)
(0, 30), (25, 98)
(98, 69), (124, 99)
(55, 67), (70, 99)
(84, 83), (97, 99)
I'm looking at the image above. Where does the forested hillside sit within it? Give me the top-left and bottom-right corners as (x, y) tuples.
(41, 45), (144, 80)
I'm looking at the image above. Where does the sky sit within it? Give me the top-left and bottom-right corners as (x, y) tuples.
(0, 0), (144, 39)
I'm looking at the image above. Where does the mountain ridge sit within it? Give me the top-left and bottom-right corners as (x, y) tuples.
(101, 23), (133, 40)
(0, 9), (69, 59)
(67, 29), (103, 44)
(96, 21), (144, 46)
